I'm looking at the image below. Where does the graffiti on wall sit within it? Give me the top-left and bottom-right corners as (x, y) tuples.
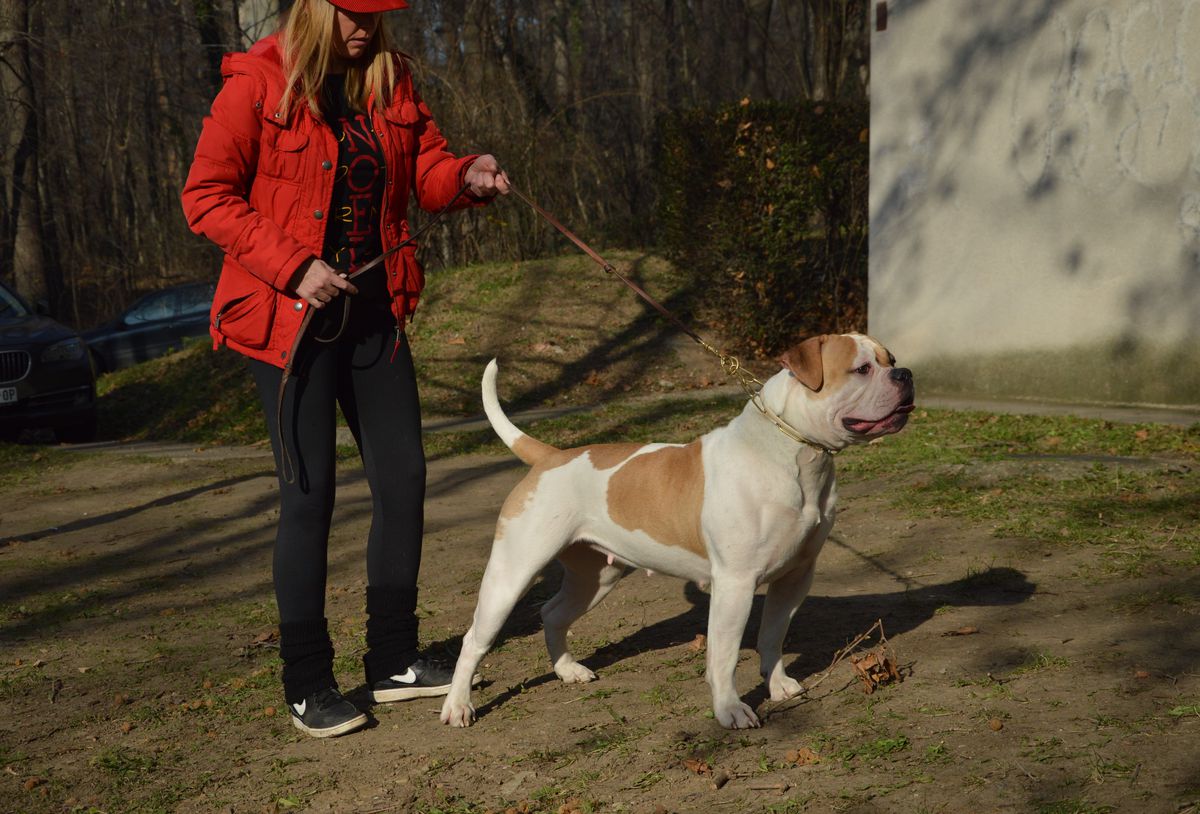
(1010, 0), (1200, 236)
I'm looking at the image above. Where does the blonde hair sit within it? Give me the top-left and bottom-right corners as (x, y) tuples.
(279, 0), (397, 117)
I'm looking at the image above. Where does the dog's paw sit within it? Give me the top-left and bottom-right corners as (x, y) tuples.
(440, 698), (476, 727)
(769, 675), (805, 701)
(714, 702), (761, 730)
(555, 661), (597, 684)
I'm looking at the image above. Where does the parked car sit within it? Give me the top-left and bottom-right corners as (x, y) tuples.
(83, 281), (216, 373)
(0, 279), (97, 443)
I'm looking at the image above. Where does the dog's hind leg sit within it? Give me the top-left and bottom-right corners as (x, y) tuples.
(757, 563), (815, 701)
(441, 518), (568, 727)
(542, 544), (626, 683)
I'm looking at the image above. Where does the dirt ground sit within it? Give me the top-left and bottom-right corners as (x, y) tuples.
(2, 409), (1199, 814)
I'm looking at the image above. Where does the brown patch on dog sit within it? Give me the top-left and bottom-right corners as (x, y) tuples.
(779, 336), (826, 391)
(607, 441), (707, 558)
(863, 335), (896, 367)
(778, 334), (861, 399)
(813, 334), (860, 399)
(581, 443), (643, 470)
(511, 435), (560, 466)
(499, 443), (643, 524)
(498, 468), (544, 522)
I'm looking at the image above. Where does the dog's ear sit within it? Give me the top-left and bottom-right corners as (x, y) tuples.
(778, 336), (825, 391)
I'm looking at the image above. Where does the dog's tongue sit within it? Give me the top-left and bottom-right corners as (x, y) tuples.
(844, 417), (883, 434)
(844, 404), (914, 435)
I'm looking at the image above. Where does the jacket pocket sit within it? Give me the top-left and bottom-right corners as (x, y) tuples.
(211, 268), (276, 349)
(259, 128), (309, 182)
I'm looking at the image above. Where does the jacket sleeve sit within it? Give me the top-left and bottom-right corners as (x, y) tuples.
(409, 83), (487, 213)
(180, 69), (313, 292)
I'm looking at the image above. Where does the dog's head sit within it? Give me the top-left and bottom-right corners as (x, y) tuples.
(771, 333), (915, 450)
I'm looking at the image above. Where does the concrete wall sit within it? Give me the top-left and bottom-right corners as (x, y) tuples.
(870, 0), (1200, 408)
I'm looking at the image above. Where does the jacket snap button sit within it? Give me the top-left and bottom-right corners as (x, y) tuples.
(293, 302), (303, 311)
(313, 210), (323, 220)
(254, 101), (262, 109)
(273, 112), (282, 118)
(322, 160), (332, 170)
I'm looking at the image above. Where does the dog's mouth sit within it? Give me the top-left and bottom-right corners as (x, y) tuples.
(842, 400), (916, 435)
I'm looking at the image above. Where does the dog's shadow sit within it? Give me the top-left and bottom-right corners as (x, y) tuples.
(420, 563), (1035, 722)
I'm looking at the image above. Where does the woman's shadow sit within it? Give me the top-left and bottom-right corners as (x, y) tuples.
(412, 557), (1035, 722)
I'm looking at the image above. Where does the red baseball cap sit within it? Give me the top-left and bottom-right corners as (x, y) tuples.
(328, 0), (408, 11)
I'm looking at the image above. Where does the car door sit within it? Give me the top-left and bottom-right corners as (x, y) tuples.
(112, 289), (181, 368)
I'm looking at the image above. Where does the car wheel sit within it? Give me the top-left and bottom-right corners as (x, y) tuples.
(56, 412), (98, 444)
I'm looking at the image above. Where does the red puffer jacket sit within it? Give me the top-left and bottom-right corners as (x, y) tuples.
(181, 34), (483, 368)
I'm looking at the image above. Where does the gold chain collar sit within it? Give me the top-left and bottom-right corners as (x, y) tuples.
(701, 340), (839, 457)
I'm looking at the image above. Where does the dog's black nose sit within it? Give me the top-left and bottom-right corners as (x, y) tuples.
(889, 367), (912, 383)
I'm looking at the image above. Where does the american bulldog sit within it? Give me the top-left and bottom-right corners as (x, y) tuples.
(440, 333), (915, 729)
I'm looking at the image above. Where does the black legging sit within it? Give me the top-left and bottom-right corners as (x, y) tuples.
(248, 299), (425, 700)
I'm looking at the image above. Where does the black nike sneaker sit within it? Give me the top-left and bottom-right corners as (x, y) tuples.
(370, 657), (459, 703)
(288, 687), (368, 738)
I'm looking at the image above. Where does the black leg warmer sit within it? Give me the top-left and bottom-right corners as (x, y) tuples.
(363, 585), (420, 685)
(279, 618), (337, 704)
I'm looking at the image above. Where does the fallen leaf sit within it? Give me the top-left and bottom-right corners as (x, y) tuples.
(447, 336), (466, 346)
(685, 634), (706, 652)
(942, 626), (980, 637)
(120, 722), (133, 734)
(1134, 670), (1150, 680)
(251, 629), (279, 646)
(1134, 429), (1149, 442)
(849, 648), (901, 694)
(23, 777), (44, 791)
(988, 718), (1004, 731)
(683, 758), (712, 776)
(263, 706), (277, 717)
(785, 747), (819, 766)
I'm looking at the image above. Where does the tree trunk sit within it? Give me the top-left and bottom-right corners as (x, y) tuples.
(1, 0), (46, 303)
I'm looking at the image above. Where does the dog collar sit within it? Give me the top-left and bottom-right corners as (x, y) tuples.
(753, 396), (839, 456)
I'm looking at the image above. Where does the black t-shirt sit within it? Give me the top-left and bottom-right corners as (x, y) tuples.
(320, 76), (389, 306)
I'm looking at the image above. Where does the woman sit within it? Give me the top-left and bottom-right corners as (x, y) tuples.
(181, 0), (508, 738)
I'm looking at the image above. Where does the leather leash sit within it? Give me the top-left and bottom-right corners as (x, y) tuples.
(276, 182), (470, 483)
(507, 182), (837, 455)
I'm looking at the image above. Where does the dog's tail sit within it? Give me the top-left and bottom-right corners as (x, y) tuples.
(483, 359), (560, 466)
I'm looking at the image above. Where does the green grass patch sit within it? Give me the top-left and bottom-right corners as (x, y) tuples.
(0, 443), (92, 490)
(840, 410), (1200, 579)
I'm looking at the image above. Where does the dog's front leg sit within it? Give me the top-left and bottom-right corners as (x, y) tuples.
(705, 573), (760, 729)
(757, 563), (815, 701)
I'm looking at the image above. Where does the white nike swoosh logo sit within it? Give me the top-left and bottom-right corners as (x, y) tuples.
(389, 668), (417, 684)
(293, 700), (306, 716)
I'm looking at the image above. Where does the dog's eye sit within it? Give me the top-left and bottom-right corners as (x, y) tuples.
(854, 363), (871, 375)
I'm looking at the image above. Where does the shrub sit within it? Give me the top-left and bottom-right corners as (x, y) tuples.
(657, 100), (868, 357)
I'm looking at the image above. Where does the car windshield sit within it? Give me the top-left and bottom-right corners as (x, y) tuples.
(0, 284), (31, 320)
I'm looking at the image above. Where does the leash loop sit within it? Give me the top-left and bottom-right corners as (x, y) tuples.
(275, 182), (472, 483)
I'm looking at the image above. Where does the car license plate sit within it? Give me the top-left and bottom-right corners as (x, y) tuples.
(0, 386), (15, 405)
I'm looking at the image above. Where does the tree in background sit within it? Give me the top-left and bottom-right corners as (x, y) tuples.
(0, 0), (868, 328)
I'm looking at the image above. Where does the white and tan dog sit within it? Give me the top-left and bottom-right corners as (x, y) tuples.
(440, 333), (914, 729)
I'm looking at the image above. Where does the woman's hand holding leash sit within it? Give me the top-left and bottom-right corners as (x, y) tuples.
(291, 258), (359, 308)
(464, 154), (511, 198)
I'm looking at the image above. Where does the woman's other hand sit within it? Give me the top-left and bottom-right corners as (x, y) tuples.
(464, 155), (511, 198)
(291, 258), (358, 308)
